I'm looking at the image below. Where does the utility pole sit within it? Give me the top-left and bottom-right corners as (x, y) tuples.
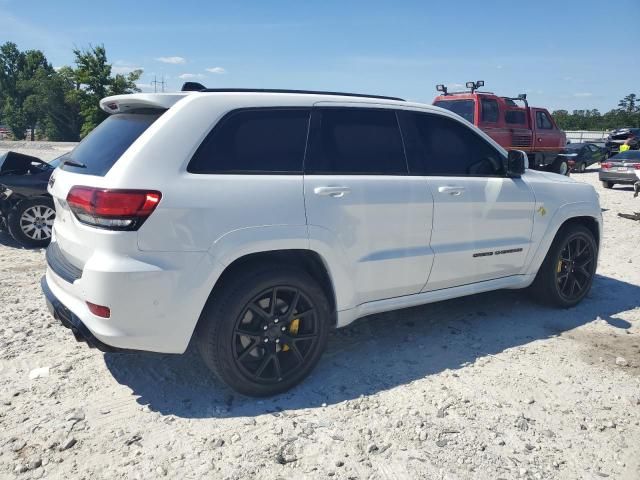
(151, 75), (166, 93)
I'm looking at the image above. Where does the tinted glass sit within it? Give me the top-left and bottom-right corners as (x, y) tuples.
(188, 109), (310, 174)
(536, 111), (553, 129)
(61, 113), (162, 176)
(305, 108), (406, 175)
(611, 150), (640, 161)
(401, 112), (505, 176)
(49, 156), (63, 168)
(480, 98), (499, 122)
(433, 100), (475, 123)
(505, 110), (526, 124)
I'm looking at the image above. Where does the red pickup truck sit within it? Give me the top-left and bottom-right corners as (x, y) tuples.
(433, 82), (569, 174)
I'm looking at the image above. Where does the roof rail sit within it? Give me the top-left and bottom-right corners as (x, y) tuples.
(184, 85), (405, 102)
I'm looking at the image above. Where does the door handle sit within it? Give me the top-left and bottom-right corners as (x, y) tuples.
(437, 186), (465, 196)
(313, 186), (351, 198)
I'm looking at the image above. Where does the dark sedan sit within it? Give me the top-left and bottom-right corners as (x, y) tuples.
(599, 150), (640, 189)
(563, 142), (607, 173)
(0, 151), (61, 247)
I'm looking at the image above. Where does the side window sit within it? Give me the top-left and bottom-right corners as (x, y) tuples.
(400, 112), (505, 176)
(505, 110), (526, 125)
(187, 109), (310, 173)
(480, 98), (499, 123)
(536, 111), (553, 130)
(305, 108), (407, 175)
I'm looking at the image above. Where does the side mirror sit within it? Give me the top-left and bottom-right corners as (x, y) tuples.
(507, 150), (527, 177)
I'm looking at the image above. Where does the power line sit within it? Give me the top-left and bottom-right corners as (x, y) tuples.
(151, 75), (166, 93)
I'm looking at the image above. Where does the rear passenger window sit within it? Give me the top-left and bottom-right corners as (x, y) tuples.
(400, 112), (505, 176)
(188, 109), (310, 173)
(480, 99), (499, 123)
(505, 110), (526, 125)
(305, 108), (407, 175)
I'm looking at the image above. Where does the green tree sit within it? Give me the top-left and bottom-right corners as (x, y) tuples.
(618, 93), (638, 113)
(73, 45), (141, 137)
(0, 44), (56, 139)
(552, 94), (640, 131)
(41, 66), (83, 141)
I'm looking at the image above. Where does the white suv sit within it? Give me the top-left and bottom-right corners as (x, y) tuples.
(42, 87), (602, 396)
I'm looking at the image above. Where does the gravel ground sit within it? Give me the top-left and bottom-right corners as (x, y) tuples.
(1, 142), (639, 480)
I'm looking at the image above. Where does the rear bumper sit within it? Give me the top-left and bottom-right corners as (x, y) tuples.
(599, 171), (638, 183)
(41, 275), (133, 353)
(42, 241), (224, 354)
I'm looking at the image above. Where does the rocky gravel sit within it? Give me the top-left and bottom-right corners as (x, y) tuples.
(1, 143), (639, 479)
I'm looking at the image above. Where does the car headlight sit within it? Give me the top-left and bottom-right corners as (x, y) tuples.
(0, 185), (13, 199)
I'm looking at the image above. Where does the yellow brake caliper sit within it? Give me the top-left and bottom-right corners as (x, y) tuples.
(557, 259), (563, 273)
(282, 318), (300, 352)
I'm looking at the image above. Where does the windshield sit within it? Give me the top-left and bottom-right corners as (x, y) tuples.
(433, 99), (475, 123)
(611, 150), (640, 161)
(60, 112), (163, 176)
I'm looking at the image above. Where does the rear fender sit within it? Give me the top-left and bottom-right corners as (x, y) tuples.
(206, 224), (355, 312)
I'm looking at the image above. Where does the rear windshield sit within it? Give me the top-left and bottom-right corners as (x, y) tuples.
(433, 100), (475, 124)
(611, 150), (640, 161)
(61, 112), (163, 176)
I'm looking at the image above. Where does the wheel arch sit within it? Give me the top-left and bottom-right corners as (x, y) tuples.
(524, 203), (602, 277)
(202, 249), (338, 327)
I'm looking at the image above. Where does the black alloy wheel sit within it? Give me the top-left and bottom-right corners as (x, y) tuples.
(232, 286), (320, 384)
(530, 224), (597, 308)
(555, 233), (596, 302)
(196, 265), (330, 396)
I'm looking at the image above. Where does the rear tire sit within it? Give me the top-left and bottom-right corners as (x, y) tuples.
(7, 197), (55, 248)
(601, 181), (614, 189)
(551, 157), (569, 175)
(577, 162), (587, 173)
(529, 224), (597, 308)
(196, 264), (330, 397)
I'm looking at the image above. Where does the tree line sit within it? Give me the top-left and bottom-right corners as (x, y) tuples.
(551, 94), (639, 131)
(0, 42), (141, 141)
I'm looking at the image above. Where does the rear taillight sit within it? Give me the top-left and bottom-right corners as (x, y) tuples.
(634, 164), (640, 170)
(86, 301), (111, 318)
(601, 162), (612, 169)
(67, 186), (161, 230)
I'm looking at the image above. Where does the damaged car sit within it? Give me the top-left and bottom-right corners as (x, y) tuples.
(0, 151), (59, 247)
(605, 127), (640, 158)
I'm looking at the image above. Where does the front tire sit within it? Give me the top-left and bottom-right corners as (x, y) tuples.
(7, 197), (55, 248)
(577, 162), (587, 173)
(196, 265), (330, 396)
(530, 224), (597, 308)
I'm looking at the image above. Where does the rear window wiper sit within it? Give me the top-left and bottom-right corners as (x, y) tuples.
(61, 158), (87, 169)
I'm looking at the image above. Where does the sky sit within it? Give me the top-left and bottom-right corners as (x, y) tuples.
(1, 0), (638, 112)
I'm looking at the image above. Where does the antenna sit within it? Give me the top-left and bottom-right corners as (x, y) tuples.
(151, 75), (167, 93)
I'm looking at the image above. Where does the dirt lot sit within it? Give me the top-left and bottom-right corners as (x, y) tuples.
(1, 142), (639, 480)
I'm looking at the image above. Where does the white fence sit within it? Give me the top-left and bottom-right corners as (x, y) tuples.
(564, 130), (608, 144)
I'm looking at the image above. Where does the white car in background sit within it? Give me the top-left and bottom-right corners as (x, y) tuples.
(42, 87), (602, 396)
